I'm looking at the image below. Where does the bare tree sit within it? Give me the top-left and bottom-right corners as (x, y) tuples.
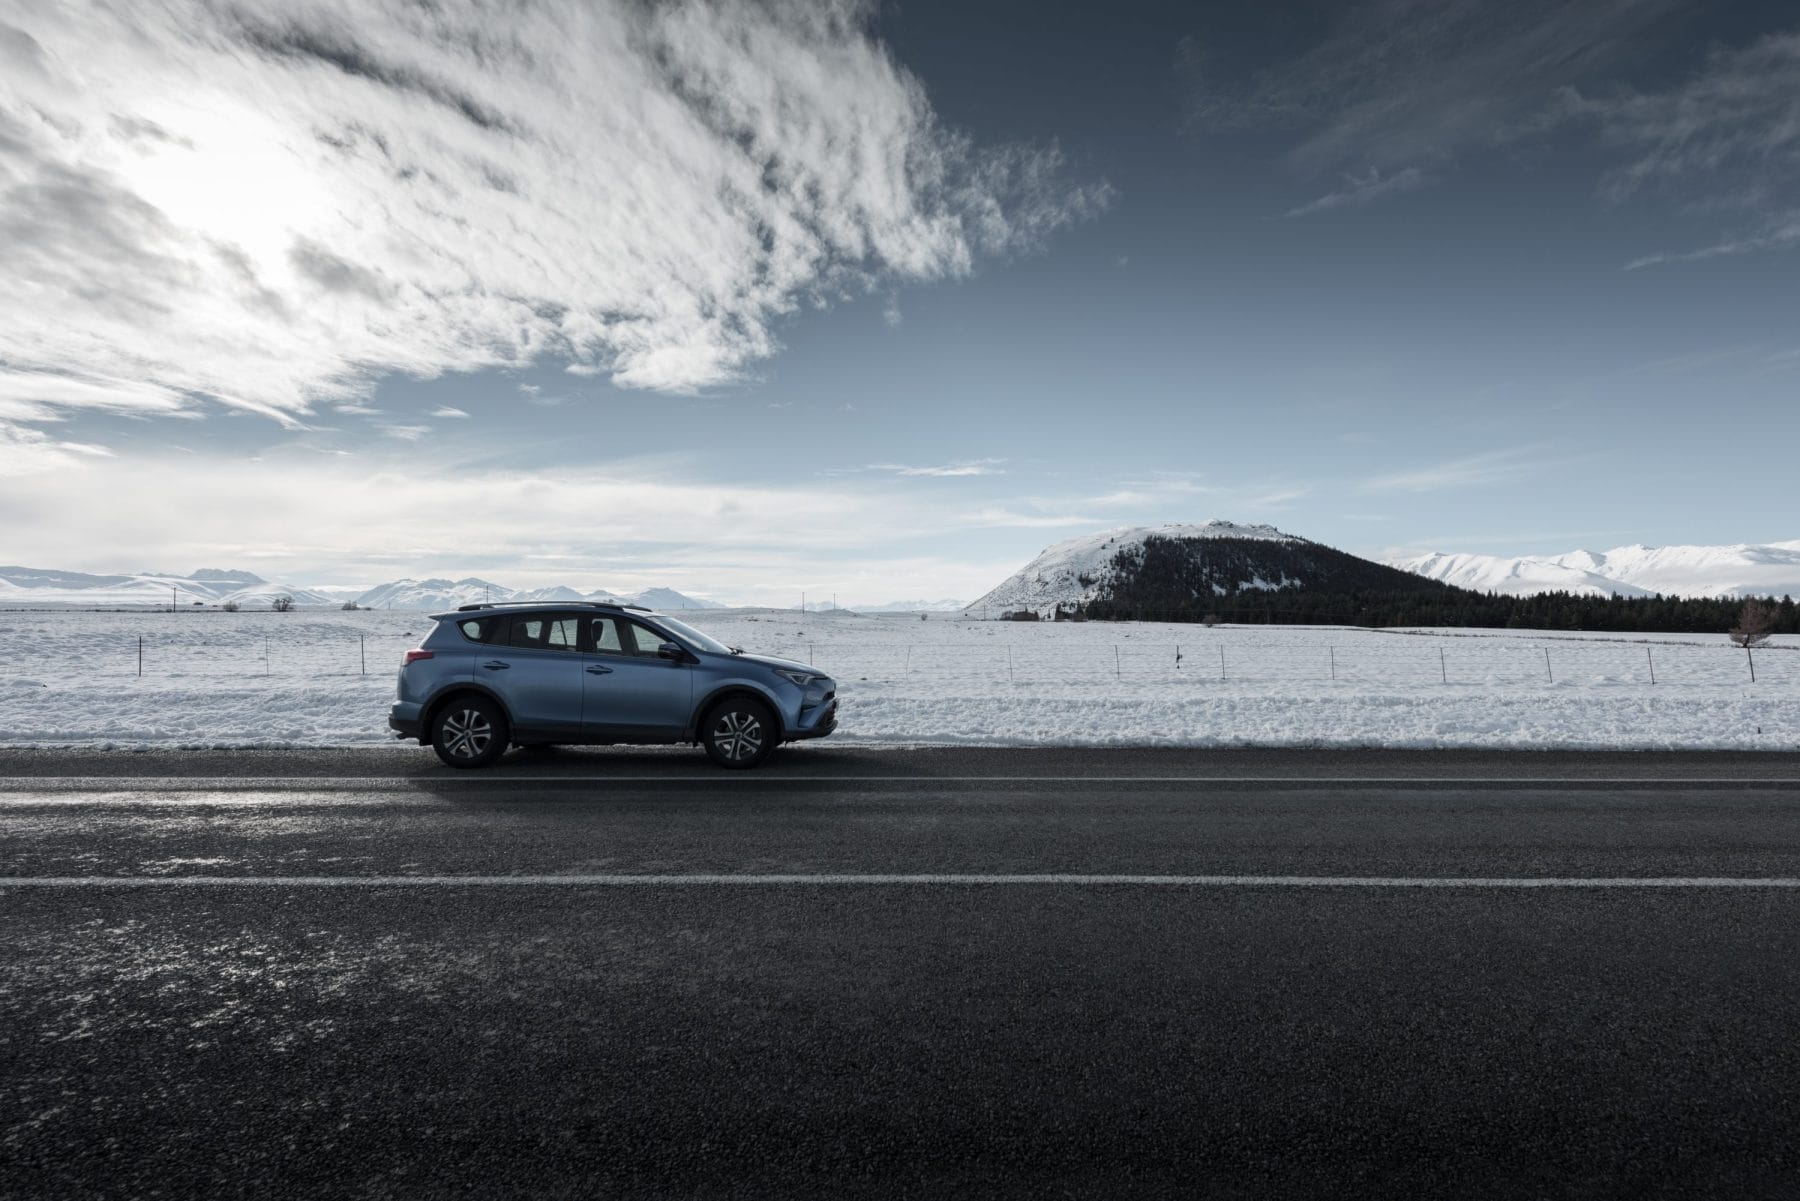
(1729, 599), (1775, 648)
(1202, 614), (1220, 628)
(270, 595), (296, 613)
(221, 601), (240, 613)
(341, 601), (360, 611)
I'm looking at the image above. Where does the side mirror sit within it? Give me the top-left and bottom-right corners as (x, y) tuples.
(657, 642), (685, 661)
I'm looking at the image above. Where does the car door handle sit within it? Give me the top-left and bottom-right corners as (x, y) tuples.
(482, 660), (511, 671)
(585, 664), (613, 675)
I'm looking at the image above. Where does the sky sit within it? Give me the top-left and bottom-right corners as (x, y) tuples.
(2, 0), (1798, 605)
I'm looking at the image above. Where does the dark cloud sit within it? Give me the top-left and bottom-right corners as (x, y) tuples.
(234, 19), (523, 136)
(288, 238), (393, 300)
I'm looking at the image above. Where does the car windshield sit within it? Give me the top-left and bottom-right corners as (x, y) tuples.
(651, 615), (733, 655)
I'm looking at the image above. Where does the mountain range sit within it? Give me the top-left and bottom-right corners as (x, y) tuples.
(351, 579), (726, 611)
(0, 567), (339, 608)
(965, 522), (1800, 619)
(1391, 541), (1800, 600)
(0, 567), (724, 611)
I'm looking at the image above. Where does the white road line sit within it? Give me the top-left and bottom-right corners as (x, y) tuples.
(4, 874), (1800, 888)
(0, 776), (1795, 791)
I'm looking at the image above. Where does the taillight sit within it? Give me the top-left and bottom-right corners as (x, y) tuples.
(404, 649), (434, 665)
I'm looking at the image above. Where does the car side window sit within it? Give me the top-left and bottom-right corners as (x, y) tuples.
(508, 615), (581, 652)
(586, 617), (626, 655)
(625, 621), (674, 659)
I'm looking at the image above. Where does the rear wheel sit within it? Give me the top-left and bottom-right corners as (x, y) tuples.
(431, 696), (508, 768)
(700, 697), (776, 769)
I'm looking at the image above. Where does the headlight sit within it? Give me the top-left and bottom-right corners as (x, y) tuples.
(774, 668), (821, 687)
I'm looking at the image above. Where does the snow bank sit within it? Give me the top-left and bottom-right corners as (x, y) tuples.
(0, 609), (1794, 751)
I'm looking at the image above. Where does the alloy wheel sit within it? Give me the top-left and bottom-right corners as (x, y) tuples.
(442, 708), (494, 760)
(712, 709), (764, 761)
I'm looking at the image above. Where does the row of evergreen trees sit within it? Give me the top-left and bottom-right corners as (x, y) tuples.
(1068, 589), (1800, 634)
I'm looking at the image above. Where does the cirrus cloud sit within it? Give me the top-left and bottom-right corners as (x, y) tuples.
(0, 0), (1108, 458)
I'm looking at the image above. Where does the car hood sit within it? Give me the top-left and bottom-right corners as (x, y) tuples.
(732, 652), (828, 677)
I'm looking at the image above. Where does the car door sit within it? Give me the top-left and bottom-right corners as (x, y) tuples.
(581, 616), (694, 740)
(478, 612), (586, 741)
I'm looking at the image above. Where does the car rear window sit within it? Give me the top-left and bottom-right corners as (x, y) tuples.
(455, 617), (502, 643)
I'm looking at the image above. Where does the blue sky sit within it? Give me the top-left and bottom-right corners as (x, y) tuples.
(2, 0), (1797, 603)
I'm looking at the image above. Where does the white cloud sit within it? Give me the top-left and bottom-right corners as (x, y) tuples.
(1086, 490), (1157, 508)
(1284, 166), (1427, 217)
(0, 424), (115, 476)
(960, 507), (1103, 529)
(429, 406), (470, 418)
(867, 458), (1006, 477)
(376, 423), (432, 441)
(1361, 448), (1544, 493)
(1623, 227), (1800, 271)
(1242, 487), (1311, 508)
(0, 0), (1108, 445)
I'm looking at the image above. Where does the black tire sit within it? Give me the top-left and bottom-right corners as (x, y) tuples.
(430, 695), (509, 768)
(700, 696), (777, 769)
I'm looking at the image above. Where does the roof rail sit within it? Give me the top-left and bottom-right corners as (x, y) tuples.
(453, 600), (653, 613)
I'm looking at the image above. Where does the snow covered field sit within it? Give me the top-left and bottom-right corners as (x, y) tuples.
(0, 608), (1795, 751)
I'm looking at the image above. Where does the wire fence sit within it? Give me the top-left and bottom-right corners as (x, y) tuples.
(9, 631), (1795, 688)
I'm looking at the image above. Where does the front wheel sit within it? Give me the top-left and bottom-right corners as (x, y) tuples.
(431, 696), (508, 768)
(700, 697), (777, 769)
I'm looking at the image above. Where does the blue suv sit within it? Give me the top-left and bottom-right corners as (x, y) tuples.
(388, 602), (837, 768)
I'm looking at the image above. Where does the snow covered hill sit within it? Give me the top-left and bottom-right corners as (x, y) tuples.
(0, 566), (332, 607)
(966, 521), (1310, 616)
(631, 587), (724, 611)
(353, 578), (515, 610)
(1394, 540), (1800, 599)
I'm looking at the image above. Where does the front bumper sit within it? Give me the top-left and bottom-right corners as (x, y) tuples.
(789, 697), (837, 741)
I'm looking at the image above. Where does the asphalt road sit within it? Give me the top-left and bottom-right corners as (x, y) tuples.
(5, 747), (1800, 1199)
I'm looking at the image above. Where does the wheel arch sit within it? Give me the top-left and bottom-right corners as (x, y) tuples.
(690, 684), (785, 741)
(420, 682), (514, 742)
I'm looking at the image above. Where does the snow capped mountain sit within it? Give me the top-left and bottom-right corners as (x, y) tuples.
(510, 585), (591, 603)
(1392, 553), (1655, 599)
(354, 578), (514, 610)
(1393, 540), (1800, 599)
(964, 518), (1303, 615)
(630, 587), (724, 610)
(180, 569), (265, 587)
